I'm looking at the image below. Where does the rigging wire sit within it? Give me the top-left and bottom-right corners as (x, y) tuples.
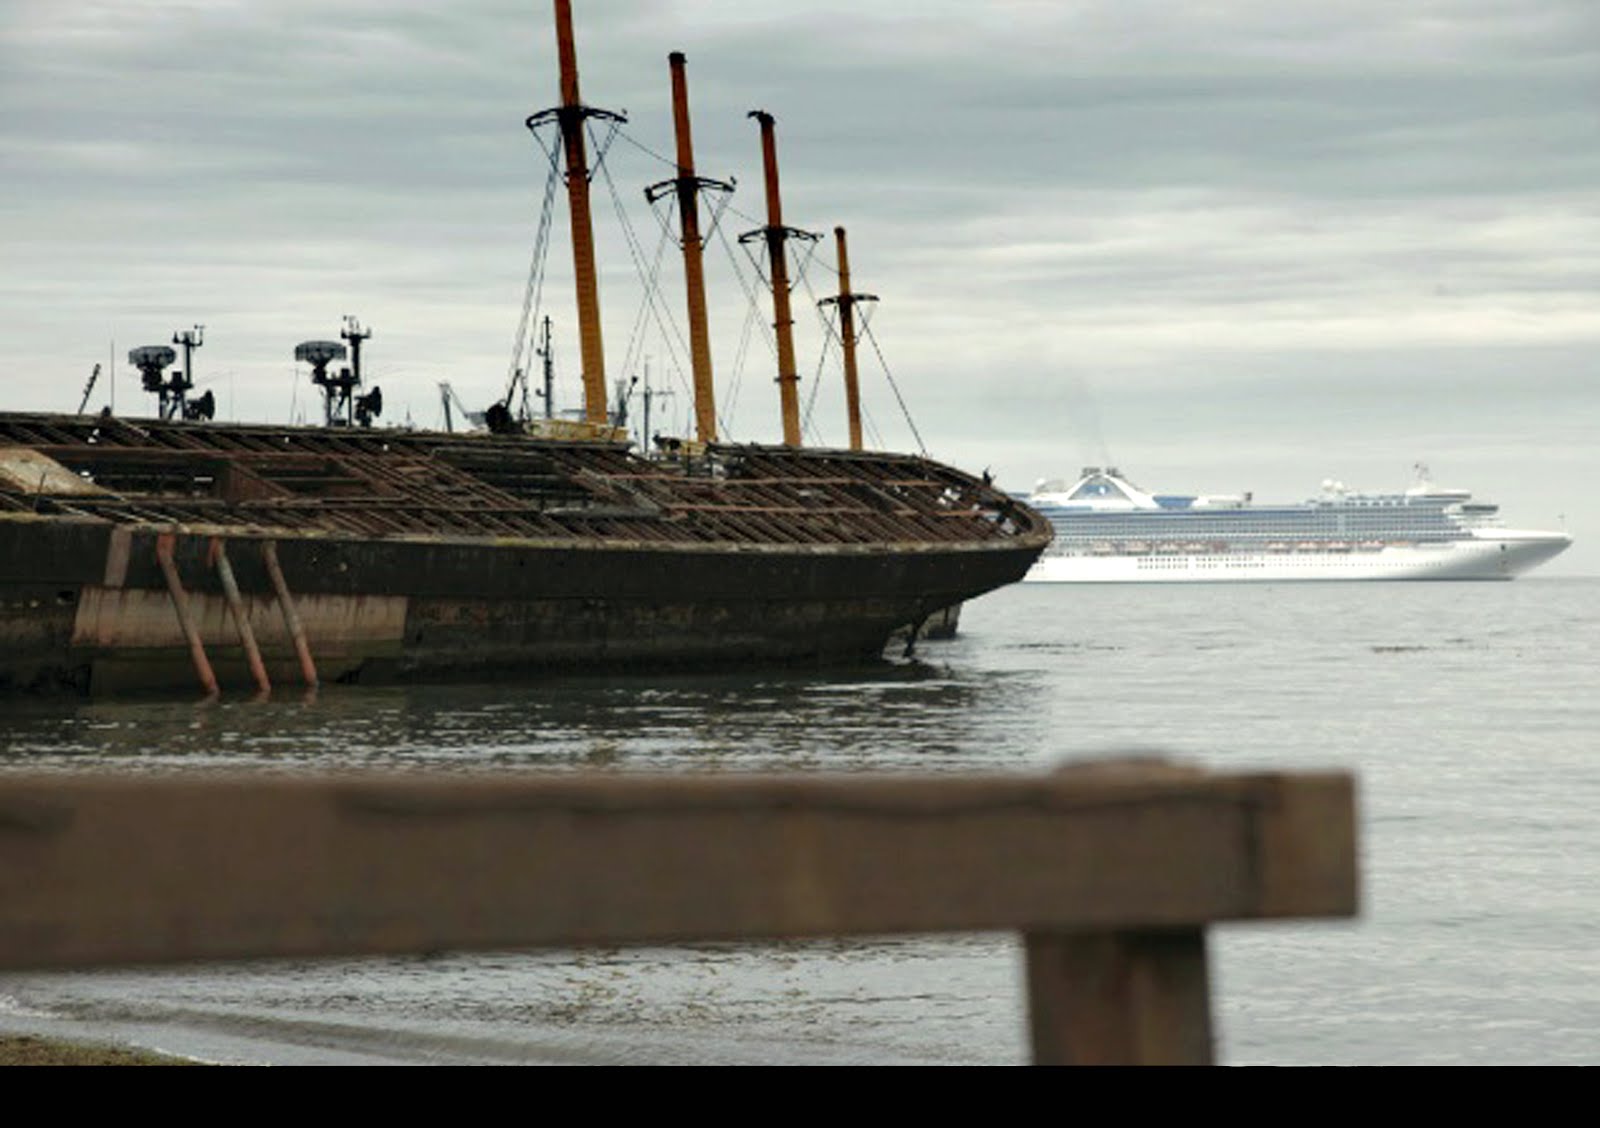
(798, 255), (849, 447)
(508, 132), (564, 408)
(861, 320), (927, 456)
(586, 115), (625, 181)
(636, 189), (716, 430)
(862, 403), (885, 451)
(510, 112), (626, 420)
(801, 245), (922, 455)
(620, 126), (742, 440)
(728, 225), (823, 442)
(724, 281), (762, 433)
(803, 306), (838, 445)
(712, 214), (782, 438)
(595, 141), (696, 424)
(517, 110), (901, 452)
(614, 128), (678, 172)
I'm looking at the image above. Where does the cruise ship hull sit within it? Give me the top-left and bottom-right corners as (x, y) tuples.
(1025, 531), (1572, 584)
(1022, 465), (1571, 585)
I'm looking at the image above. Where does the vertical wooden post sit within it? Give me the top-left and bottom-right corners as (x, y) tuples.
(1024, 928), (1215, 1065)
(155, 532), (219, 697)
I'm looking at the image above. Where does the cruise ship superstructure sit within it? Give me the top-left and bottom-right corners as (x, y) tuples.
(1024, 465), (1571, 583)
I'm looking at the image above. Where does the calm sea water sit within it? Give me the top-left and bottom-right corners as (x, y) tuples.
(2, 577), (1597, 1065)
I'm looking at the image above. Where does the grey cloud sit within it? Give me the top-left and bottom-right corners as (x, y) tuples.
(1, 0), (1595, 570)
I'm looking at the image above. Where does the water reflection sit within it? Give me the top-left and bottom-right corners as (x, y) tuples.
(0, 644), (1055, 777)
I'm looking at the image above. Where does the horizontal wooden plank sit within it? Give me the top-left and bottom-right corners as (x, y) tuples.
(0, 764), (1358, 970)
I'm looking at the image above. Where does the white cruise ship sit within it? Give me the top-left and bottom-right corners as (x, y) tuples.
(1023, 464), (1571, 583)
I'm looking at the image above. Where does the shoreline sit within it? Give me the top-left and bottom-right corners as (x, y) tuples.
(0, 1034), (201, 1066)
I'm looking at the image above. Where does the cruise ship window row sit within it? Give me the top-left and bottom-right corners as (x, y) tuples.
(1046, 514), (1462, 539)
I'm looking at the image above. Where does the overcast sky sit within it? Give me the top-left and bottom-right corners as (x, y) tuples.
(3, 0), (1596, 573)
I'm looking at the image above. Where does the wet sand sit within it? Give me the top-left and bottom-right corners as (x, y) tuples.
(0, 1035), (199, 1066)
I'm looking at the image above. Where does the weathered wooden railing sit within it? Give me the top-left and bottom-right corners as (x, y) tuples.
(0, 762), (1358, 1064)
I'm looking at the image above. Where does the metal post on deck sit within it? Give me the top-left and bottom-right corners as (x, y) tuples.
(261, 540), (318, 689)
(155, 532), (219, 697)
(211, 538), (270, 695)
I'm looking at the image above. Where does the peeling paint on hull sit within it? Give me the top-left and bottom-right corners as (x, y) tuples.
(0, 416), (1050, 695)
(1, 521), (1038, 694)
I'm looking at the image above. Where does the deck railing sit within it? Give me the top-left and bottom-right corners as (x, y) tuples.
(0, 761), (1358, 1064)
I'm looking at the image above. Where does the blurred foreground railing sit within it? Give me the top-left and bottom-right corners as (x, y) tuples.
(0, 761), (1357, 1064)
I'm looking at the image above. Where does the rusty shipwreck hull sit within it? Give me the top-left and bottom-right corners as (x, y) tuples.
(0, 413), (1049, 694)
(0, 521), (1036, 692)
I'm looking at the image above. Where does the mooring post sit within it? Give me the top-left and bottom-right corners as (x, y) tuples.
(261, 540), (319, 689)
(155, 532), (219, 697)
(211, 538), (270, 695)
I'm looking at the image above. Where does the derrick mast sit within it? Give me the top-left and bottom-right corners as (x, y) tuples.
(645, 52), (732, 445)
(818, 226), (877, 451)
(740, 111), (817, 448)
(526, 0), (626, 428)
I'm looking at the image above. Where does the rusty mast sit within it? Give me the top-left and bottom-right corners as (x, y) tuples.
(819, 226), (877, 452)
(742, 111), (817, 448)
(644, 52), (732, 446)
(527, 0), (624, 427)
